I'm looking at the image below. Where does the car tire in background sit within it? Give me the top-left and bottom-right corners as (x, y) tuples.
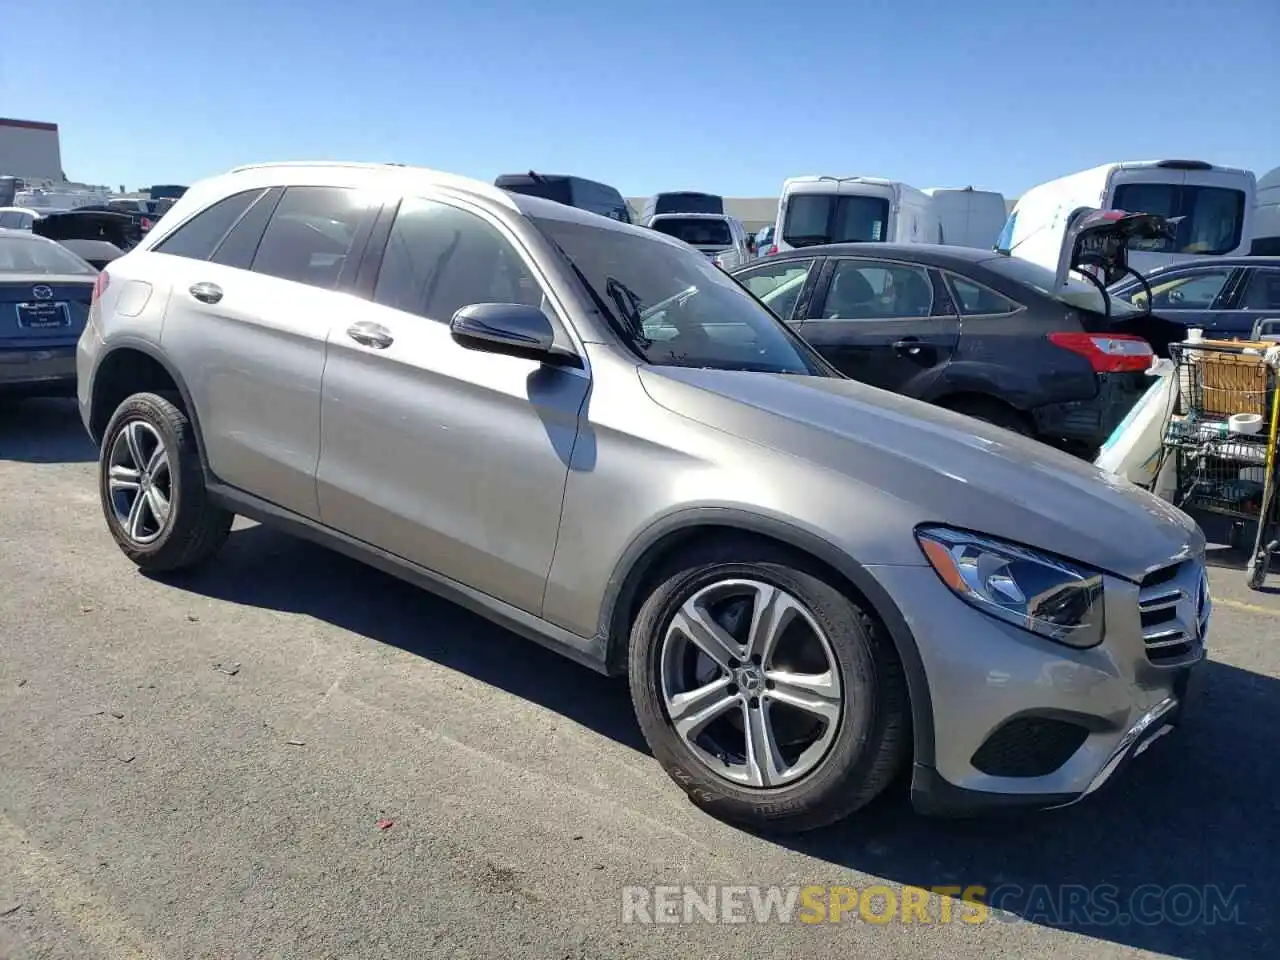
(99, 391), (232, 573)
(628, 538), (909, 833)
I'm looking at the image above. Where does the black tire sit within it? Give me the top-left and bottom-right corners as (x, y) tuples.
(99, 391), (232, 573)
(1245, 551), (1267, 591)
(942, 396), (1031, 436)
(628, 539), (910, 833)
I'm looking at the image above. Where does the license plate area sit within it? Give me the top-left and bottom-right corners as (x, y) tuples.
(15, 301), (70, 330)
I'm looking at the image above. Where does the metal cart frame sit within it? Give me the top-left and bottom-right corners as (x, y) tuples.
(1162, 341), (1280, 590)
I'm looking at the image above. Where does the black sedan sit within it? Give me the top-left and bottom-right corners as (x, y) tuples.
(731, 242), (1181, 451)
(0, 229), (98, 397)
(1108, 256), (1280, 339)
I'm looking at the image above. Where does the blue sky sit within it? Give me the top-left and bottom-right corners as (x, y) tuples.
(13, 0), (1278, 197)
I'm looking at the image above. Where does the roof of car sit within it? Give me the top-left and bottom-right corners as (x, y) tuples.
(756, 242), (1007, 267)
(152, 161), (669, 248)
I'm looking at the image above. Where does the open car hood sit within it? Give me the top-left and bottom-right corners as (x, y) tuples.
(32, 211), (142, 251)
(1055, 209), (1175, 289)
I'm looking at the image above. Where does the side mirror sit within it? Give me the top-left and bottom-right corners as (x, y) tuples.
(450, 302), (582, 367)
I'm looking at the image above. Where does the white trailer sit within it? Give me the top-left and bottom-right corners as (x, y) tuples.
(998, 159), (1255, 278)
(923, 186), (1007, 249)
(771, 176), (939, 254)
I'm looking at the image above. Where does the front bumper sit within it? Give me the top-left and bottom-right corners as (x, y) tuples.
(868, 559), (1206, 817)
(1032, 370), (1149, 449)
(0, 345), (77, 394)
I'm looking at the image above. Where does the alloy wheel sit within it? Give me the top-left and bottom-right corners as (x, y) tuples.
(107, 420), (173, 545)
(659, 578), (843, 788)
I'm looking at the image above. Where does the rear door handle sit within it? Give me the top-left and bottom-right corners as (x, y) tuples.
(189, 282), (222, 304)
(892, 337), (923, 356)
(346, 321), (394, 349)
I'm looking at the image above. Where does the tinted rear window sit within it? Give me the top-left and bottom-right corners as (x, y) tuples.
(1111, 183), (1247, 256)
(652, 193), (724, 216)
(0, 235), (96, 275)
(651, 217), (732, 247)
(783, 194), (890, 246)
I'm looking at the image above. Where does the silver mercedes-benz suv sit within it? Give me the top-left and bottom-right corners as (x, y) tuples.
(77, 162), (1210, 833)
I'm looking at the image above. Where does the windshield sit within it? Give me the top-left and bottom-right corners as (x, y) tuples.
(783, 194), (890, 247)
(530, 216), (831, 375)
(1111, 183), (1246, 255)
(0, 235), (96, 275)
(979, 254), (1139, 317)
(653, 193), (723, 215)
(651, 217), (733, 247)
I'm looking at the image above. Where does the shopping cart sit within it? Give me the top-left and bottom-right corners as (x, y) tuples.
(1161, 338), (1280, 590)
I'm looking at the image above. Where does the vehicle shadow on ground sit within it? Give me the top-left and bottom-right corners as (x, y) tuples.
(156, 522), (649, 753)
(161, 524), (1276, 959)
(776, 658), (1278, 959)
(0, 397), (96, 463)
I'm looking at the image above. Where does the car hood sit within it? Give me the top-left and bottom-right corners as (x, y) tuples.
(639, 367), (1202, 581)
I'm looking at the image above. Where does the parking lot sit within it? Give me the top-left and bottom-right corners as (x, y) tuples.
(1, 397), (1277, 960)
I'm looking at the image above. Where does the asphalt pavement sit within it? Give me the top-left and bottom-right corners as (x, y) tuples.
(2, 398), (1278, 960)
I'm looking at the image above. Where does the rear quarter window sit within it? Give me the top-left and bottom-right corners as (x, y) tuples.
(153, 189), (266, 261)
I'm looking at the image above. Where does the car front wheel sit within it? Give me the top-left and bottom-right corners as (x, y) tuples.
(628, 539), (909, 833)
(99, 392), (232, 572)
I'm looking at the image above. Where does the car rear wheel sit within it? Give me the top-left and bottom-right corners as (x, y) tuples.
(99, 391), (232, 572)
(628, 539), (909, 833)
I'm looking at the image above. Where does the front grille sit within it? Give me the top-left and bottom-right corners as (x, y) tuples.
(971, 717), (1090, 777)
(1137, 560), (1209, 666)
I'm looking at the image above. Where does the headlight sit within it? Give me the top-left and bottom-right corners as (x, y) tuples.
(916, 525), (1104, 648)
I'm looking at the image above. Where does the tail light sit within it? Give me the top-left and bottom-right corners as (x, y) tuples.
(92, 270), (110, 306)
(1048, 332), (1152, 373)
(766, 244), (778, 256)
(140, 217), (154, 231)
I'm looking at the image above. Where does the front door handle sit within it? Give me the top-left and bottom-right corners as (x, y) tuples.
(892, 337), (924, 357)
(189, 282), (222, 305)
(346, 321), (394, 349)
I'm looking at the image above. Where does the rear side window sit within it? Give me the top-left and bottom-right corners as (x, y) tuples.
(249, 186), (367, 290)
(946, 274), (1018, 315)
(821, 260), (934, 320)
(153, 189), (264, 261)
(210, 188), (283, 269)
(1240, 269), (1280, 311)
(371, 196), (544, 323)
(651, 217), (733, 247)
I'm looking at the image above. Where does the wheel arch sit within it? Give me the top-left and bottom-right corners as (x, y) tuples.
(600, 507), (935, 767)
(88, 339), (209, 470)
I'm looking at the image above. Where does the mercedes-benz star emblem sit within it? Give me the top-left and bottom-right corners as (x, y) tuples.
(32, 285), (54, 301)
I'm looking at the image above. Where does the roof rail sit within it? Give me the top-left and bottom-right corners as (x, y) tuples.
(227, 160), (409, 174)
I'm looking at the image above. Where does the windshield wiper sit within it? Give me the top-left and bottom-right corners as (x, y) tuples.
(605, 277), (653, 346)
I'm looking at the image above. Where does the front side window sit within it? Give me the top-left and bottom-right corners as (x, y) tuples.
(821, 261), (934, 320)
(1119, 269), (1231, 310)
(734, 259), (816, 322)
(250, 186), (366, 290)
(782, 194), (890, 247)
(1240, 269), (1280, 311)
(650, 217), (733, 247)
(1112, 183), (1246, 255)
(531, 214), (828, 375)
(0, 235), (97, 275)
(153, 189), (264, 261)
(946, 274), (1018, 316)
(372, 197), (543, 323)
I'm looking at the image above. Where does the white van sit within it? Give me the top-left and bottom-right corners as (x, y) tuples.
(998, 160), (1255, 277)
(1251, 166), (1280, 255)
(770, 176), (939, 254)
(923, 187), (1007, 249)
